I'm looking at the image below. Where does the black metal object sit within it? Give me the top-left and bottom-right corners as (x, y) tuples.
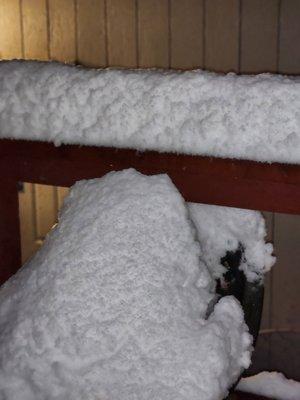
(217, 243), (264, 345)
(218, 244), (265, 399)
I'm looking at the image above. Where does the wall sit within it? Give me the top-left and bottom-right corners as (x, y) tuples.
(1, 0), (300, 73)
(0, 0), (299, 374)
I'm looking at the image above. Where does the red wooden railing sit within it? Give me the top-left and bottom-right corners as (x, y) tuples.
(1, 138), (300, 285)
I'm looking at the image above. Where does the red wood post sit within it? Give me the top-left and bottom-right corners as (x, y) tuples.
(0, 176), (21, 285)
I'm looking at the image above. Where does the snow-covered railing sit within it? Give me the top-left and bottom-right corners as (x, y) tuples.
(0, 61), (299, 400)
(0, 138), (300, 286)
(1, 61), (300, 165)
(0, 61), (300, 286)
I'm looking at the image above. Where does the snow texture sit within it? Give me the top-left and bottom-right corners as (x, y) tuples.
(0, 60), (300, 164)
(188, 204), (275, 282)
(237, 372), (300, 400)
(0, 169), (252, 400)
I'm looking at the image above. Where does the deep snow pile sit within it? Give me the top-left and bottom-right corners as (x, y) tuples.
(0, 60), (300, 164)
(0, 169), (252, 400)
(237, 372), (300, 400)
(188, 204), (275, 282)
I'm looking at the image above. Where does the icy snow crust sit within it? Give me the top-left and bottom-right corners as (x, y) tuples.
(0, 60), (300, 164)
(0, 170), (251, 400)
(188, 204), (275, 281)
(237, 372), (300, 400)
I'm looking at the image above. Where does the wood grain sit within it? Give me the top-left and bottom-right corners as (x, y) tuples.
(22, 0), (49, 60)
(137, 0), (169, 68)
(57, 186), (69, 209)
(204, 0), (240, 72)
(34, 184), (58, 240)
(48, 0), (76, 62)
(107, 0), (137, 67)
(279, 0), (300, 74)
(76, 0), (106, 67)
(0, 0), (22, 59)
(272, 213), (300, 330)
(170, 0), (204, 69)
(240, 0), (279, 73)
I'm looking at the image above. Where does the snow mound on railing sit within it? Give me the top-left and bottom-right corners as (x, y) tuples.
(0, 169), (251, 400)
(189, 203), (275, 282)
(0, 60), (300, 164)
(237, 372), (300, 400)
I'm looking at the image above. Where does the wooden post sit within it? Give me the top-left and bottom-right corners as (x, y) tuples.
(0, 176), (21, 285)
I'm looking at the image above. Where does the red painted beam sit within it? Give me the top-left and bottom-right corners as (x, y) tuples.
(1, 138), (300, 284)
(0, 175), (21, 285)
(1, 139), (300, 213)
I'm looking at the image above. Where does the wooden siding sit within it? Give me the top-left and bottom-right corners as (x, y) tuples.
(77, 0), (106, 67)
(170, 0), (204, 69)
(107, 0), (136, 67)
(22, 0), (49, 60)
(204, 0), (240, 72)
(0, 0), (299, 341)
(240, 0), (279, 73)
(1, 0), (299, 73)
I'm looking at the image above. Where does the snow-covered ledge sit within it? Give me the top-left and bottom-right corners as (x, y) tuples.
(0, 62), (299, 400)
(0, 61), (300, 286)
(0, 60), (300, 165)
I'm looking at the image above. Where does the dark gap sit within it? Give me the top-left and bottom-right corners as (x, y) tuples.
(202, 0), (206, 69)
(276, 0), (282, 72)
(45, 0), (51, 60)
(168, 0), (172, 68)
(103, 0), (109, 66)
(19, 0), (25, 58)
(135, 0), (139, 67)
(74, 0), (79, 64)
(238, 0), (243, 74)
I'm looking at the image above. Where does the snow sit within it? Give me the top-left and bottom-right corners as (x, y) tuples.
(188, 204), (275, 282)
(237, 372), (300, 400)
(0, 169), (252, 400)
(0, 60), (300, 164)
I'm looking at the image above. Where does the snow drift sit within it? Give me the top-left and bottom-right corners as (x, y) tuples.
(237, 372), (300, 400)
(0, 60), (300, 164)
(0, 169), (252, 400)
(188, 203), (275, 282)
